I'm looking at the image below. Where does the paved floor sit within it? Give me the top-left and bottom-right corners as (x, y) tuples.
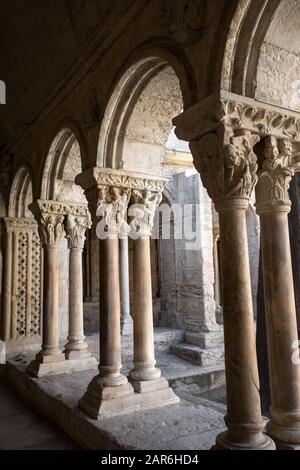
(0, 380), (80, 450)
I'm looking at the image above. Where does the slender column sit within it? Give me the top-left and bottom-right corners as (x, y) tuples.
(27, 202), (66, 375)
(79, 184), (134, 418)
(37, 213), (65, 361)
(64, 213), (92, 359)
(213, 224), (223, 324)
(187, 131), (274, 450)
(11, 230), (18, 340)
(2, 226), (12, 341)
(119, 236), (132, 335)
(256, 137), (300, 449)
(128, 188), (177, 401)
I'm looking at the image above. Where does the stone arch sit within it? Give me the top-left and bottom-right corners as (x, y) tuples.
(41, 127), (86, 204)
(8, 164), (34, 218)
(221, 0), (280, 95)
(221, 0), (300, 111)
(97, 56), (189, 174)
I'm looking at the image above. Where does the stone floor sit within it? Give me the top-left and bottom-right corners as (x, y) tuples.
(0, 381), (79, 450)
(1, 327), (227, 450)
(1, 357), (227, 450)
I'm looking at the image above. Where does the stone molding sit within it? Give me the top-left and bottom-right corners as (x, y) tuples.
(4, 217), (38, 231)
(173, 91), (300, 143)
(76, 167), (167, 193)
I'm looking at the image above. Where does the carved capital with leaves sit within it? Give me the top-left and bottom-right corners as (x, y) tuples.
(65, 213), (92, 250)
(256, 136), (295, 212)
(190, 131), (259, 207)
(129, 189), (162, 237)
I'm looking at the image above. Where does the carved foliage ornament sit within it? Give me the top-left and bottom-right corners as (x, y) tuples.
(129, 189), (162, 238)
(190, 133), (259, 202)
(256, 137), (294, 208)
(65, 214), (92, 250)
(220, 100), (300, 142)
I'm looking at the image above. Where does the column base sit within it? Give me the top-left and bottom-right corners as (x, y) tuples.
(64, 348), (92, 360)
(129, 376), (179, 404)
(27, 352), (98, 378)
(121, 317), (133, 336)
(79, 376), (135, 419)
(26, 352), (67, 378)
(272, 439), (300, 450)
(213, 430), (276, 450)
(267, 419), (300, 447)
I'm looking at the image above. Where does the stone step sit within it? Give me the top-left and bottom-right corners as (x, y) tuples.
(170, 343), (224, 367)
(85, 327), (185, 360)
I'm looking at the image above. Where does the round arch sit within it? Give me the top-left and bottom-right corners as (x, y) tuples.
(220, 0), (281, 97)
(97, 53), (195, 172)
(8, 164), (34, 218)
(41, 127), (86, 203)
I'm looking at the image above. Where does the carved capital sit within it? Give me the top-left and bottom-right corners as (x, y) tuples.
(256, 136), (294, 212)
(129, 189), (162, 237)
(65, 213), (92, 250)
(94, 185), (131, 237)
(38, 213), (65, 248)
(30, 201), (64, 248)
(75, 168), (167, 237)
(190, 132), (259, 205)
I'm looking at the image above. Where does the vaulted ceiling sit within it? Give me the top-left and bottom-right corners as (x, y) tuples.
(0, 0), (136, 151)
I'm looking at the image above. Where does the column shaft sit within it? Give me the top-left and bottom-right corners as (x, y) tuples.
(216, 203), (269, 449)
(65, 247), (89, 358)
(39, 246), (62, 357)
(120, 236), (132, 335)
(2, 230), (12, 341)
(260, 208), (300, 444)
(131, 237), (157, 379)
(99, 238), (124, 381)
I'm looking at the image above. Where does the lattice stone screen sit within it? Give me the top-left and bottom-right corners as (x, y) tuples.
(3, 218), (42, 342)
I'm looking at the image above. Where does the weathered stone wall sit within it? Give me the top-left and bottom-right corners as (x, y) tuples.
(256, 0), (300, 111)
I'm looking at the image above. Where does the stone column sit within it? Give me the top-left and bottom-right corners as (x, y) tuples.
(79, 182), (135, 418)
(191, 132), (275, 450)
(213, 224), (223, 324)
(27, 202), (66, 376)
(64, 212), (94, 361)
(119, 236), (132, 335)
(256, 136), (300, 449)
(128, 187), (179, 405)
(174, 92), (276, 449)
(2, 224), (13, 341)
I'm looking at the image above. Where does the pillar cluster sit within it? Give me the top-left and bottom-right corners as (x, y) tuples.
(174, 90), (300, 450)
(76, 168), (179, 418)
(26, 200), (96, 377)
